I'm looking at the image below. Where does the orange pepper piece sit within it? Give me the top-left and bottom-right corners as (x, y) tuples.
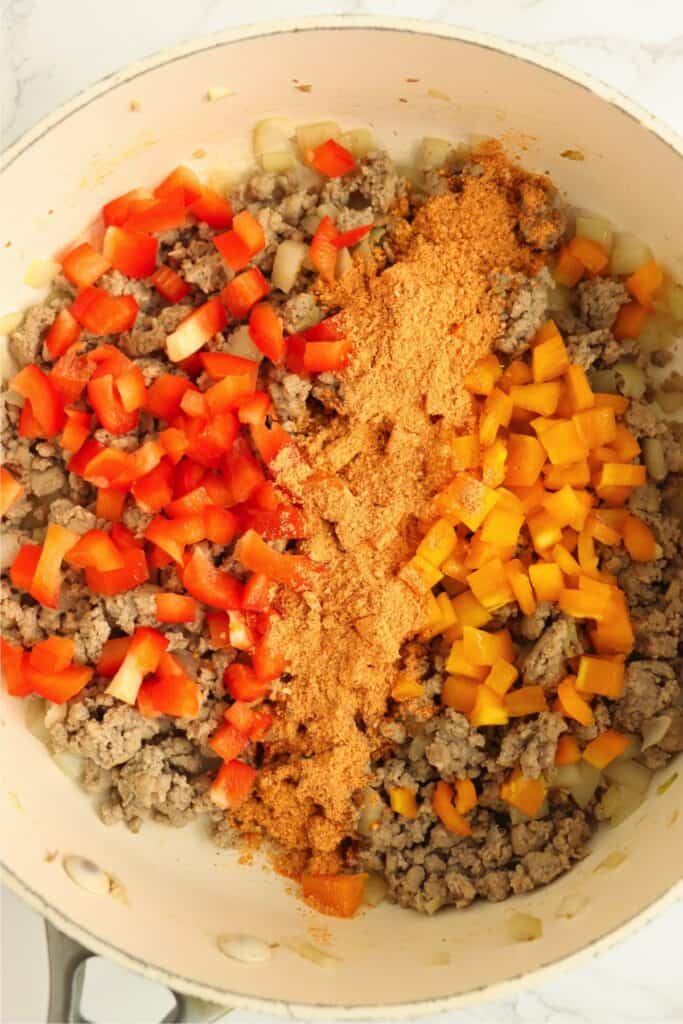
(483, 659), (518, 696)
(613, 301), (647, 340)
(567, 236), (609, 274)
(622, 514), (657, 561)
(563, 364), (594, 413)
(554, 244), (584, 287)
(583, 729), (630, 769)
(504, 685), (548, 717)
(389, 787), (418, 819)
(557, 675), (594, 726)
(503, 559), (537, 616)
(463, 626), (514, 666)
(469, 684), (509, 727)
(500, 766), (547, 817)
(555, 734), (581, 765)
(463, 354), (503, 395)
(301, 874), (368, 918)
(442, 675), (480, 713)
(455, 778), (478, 815)
(532, 334), (570, 383)
(504, 434), (547, 487)
(528, 561), (564, 602)
(626, 259), (663, 308)
(466, 557), (515, 610)
(433, 781), (472, 835)
(575, 654), (625, 699)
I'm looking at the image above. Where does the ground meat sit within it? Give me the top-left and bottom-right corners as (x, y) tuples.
(497, 712), (567, 778)
(565, 328), (615, 370)
(423, 710), (487, 780)
(120, 304), (192, 357)
(30, 463), (66, 498)
(576, 278), (627, 330)
(102, 584), (160, 634)
(493, 267), (551, 356)
(322, 152), (402, 215)
(613, 661), (680, 732)
(48, 498), (98, 534)
(625, 400), (664, 440)
(47, 685), (161, 770)
(522, 615), (583, 686)
(632, 576), (682, 658)
(100, 270), (158, 313)
(0, 580), (43, 645)
(266, 365), (312, 430)
(9, 303), (57, 366)
(512, 602), (555, 642)
(280, 292), (320, 334)
(517, 180), (567, 251)
(181, 249), (229, 294)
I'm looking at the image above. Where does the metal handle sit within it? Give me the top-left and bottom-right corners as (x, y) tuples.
(45, 920), (229, 1023)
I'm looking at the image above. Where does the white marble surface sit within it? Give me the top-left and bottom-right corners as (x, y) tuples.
(1, 1), (682, 1022)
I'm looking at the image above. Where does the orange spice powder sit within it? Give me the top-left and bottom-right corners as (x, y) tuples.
(235, 145), (552, 874)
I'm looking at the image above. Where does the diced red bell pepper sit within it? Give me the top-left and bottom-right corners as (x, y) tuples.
(200, 352), (259, 381)
(166, 297), (227, 363)
(283, 334), (308, 375)
(50, 349), (93, 404)
(1, 638), (32, 697)
(224, 701), (255, 733)
(233, 210), (266, 255)
(138, 670), (201, 719)
(110, 522), (139, 551)
(145, 515), (205, 563)
(123, 190), (187, 234)
(224, 663), (270, 702)
(172, 458), (206, 497)
(67, 438), (105, 477)
(252, 640), (286, 683)
(154, 166), (202, 205)
(127, 439), (164, 481)
(249, 302), (285, 362)
(209, 721), (250, 761)
(71, 287), (138, 335)
(144, 374), (192, 420)
(228, 610), (256, 652)
(204, 506), (239, 545)
(19, 399), (44, 438)
(64, 529), (125, 571)
(60, 408), (91, 453)
(309, 138), (356, 177)
(250, 420), (291, 464)
(87, 374), (139, 435)
(183, 546), (243, 610)
(103, 187), (154, 226)
(242, 573), (273, 612)
(179, 387), (208, 419)
(210, 759), (257, 810)
(103, 226), (158, 279)
(220, 267), (270, 320)
(203, 471), (233, 506)
(131, 459), (174, 512)
(335, 223), (372, 248)
(304, 316), (343, 341)
(96, 636), (131, 678)
(213, 231), (252, 273)
(235, 529), (317, 589)
(61, 242), (111, 288)
(150, 264), (191, 303)
(85, 546), (149, 595)
(82, 447), (133, 488)
(240, 501), (305, 541)
(179, 412), (238, 469)
(205, 371), (257, 414)
(45, 308), (82, 360)
(106, 626), (169, 704)
(166, 485), (214, 518)
(236, 391), (271, 425)
(88, 342), (132, 379)
(96, 487), (127, 521)
(310, 216), (339, 282)
(155, 593), (197, 624)
(10, 543), (41, 591)
(303, 340), (352, 373)
(222, 443), (265, 502)
(0, 467), (25, 518)
(26, 662), (94, 704)
(207, 610), (231, 648)
(12, 364), (65, 437)
(30, 523), (79, 608)
(158, 427), (189, 464)
(189, 187), (234, 229)
(248, 710), (273, 740)
(29, 636), (75, 673)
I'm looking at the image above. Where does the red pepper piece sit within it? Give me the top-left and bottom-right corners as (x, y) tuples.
(50, 349), (93, 404)
(29, 524), (79, 608)
(85, 546), (149, 595)
(242, 573), (273, 612)
(309, 138), (356, 177)
(166, 297), (227, 363)
(212, 231), (252, 273)
(144, 374), (192, 420)
(249, 302), (285, 362)
(205, 373), (256, 414)
(110, 522), (139, 551)
(96, 637), (131, 678)
(137, 671), (201, 719)
(189, 187), (234, 229)
(144, 515), (205, 563)
(224, 663), (270, 702)
(335, 223), (372, 248)
(183, 546), (243, 610)
(203, 472), (233, 506)
(199, 352), (259, 382)
(209, 760), (257, 810)
(304, 316), (343, 341)
(284, 334), (308, 375)
(103, 187), (154, 226)
(25, 663), (93, 704)
(61, 242), (111, 289)
(228, 610), (256, 652)
(207, 611), (231, 648)
(9, 543), (41, 591)
(45, 308), (82, 360)
(150, 264), (191, 303)
(172, 458), (206, 497)
(18, 399), (44, 438)
(155, 593), (197, 624)
(88, 374), (139, 435)
(204, 506), (238, 545)
(11, 364), (65, 436)
(179, 387), (208, 419)
(303, 339), (352, 373)
(96, 487), (126, 521)
(154, 166), (202, 205)
(131, 459), (174, 512)
(239, 501), (305, 541)
(220, 267), (269, 319)
(1, 638), (32, 696)
(248, 710), (273, 740)
(209, 721), (249, 761)
(222, 442), (265, 502)
(166, 485), (214, 518)
(67, 438), (105, 477)
(250, 420), (291, 464)
(224, 701), (255, 733)
(106, 626), (169, 704)
(235, 529), (318, 589)
(29, 636), (75, 673)
(158, 427), (189, 465)
(103, 226), (158, 279)
(235, 391), (270, 425)
(123, 190), (187, 233)
(60, 408), (91, 453)
(82, 447), (133, 488)
(64, 529), (126, 571)
(252, 641), (286, 683)
(70, 287), (138, 335)
(310, 216), (339, 282)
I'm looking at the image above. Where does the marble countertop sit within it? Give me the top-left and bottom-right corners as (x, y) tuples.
(1, 1), (682, 1022)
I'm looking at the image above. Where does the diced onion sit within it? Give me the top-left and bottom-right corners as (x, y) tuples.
(260, 150), (296, 174)
(0, 312), (22, 336)
(507, 912), (543, 942)
(225, 325), (263, 362)
(24, 259), (61, 288)
(642, 438), (667, 482)
(317, 203), (339, 221)
(610, 232), (653, 276)
(207, 164), (252, 194)
(604, 758), (651, 794)
(335, 246), (352, 280)
(548, 763), (582, 789)
(296, 121), (340, 154)
(569, 760), (601, 809)
(636, 315), (676, 353)
(363, 873), (388, 907)
(271, 240), (307, 294)
(601, 783), (645, 827)
(575, 214), (613, 253)
(341, 129), (374, 159)
(301, 213), (323, 236)
(416, 137), (453, 171)
(253, 117), (294, 156)
(657, 771), (678, 794)
(587, 368), (619, 394)
(614, 361), (646, 399)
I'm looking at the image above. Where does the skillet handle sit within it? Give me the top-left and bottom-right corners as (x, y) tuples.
(45, 920), (229, 1023)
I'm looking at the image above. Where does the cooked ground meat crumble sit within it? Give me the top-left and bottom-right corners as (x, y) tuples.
(2, 139), (681, 917)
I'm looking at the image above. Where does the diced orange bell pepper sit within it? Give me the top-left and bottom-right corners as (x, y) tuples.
(106, 626), (169, 704)
(557, 675), (594, 725)
(596, 463), (646, 490)
(567, 236), (609, 274)
(479, 388), (513, 446)
(503, 559), (536, 616)
(626, 259), (663, 308)
(554, 244), (584, 287)
(481, 437), (508, 488)
(573, 407), (617, 450)
(585, 512), (621, 546)
(540, 419), (589, 466)
(301, 873), (367, 918)
(455, 778), (478, 815)
(416, 518), (458, 567)
(435, 474), (499, 532)
(558, 587), (610, 621)
(508, 478), (547, 513)
(446, 641), (488, 680)
(504, 434), (547, 487)
(29, 523), (79, 608)
(463, 626), (514, 666)
(0, 466), (25, 516)
(576, 654), (625, 699)
(613, 301), (647, 341)
(450, 590), (491, 632)
(593, 392), (629, 414)
(555, 734), (581, 765)
(400, 554), (443, 593)
(501, 359), (532, 388)
(442, 674), (479, 713)
(542, 485), (589, 532)
(466, 557), (515, 610)
(622, 515), (657, 561)
(563, 364), (594, 413)
(483, 659), (518, 696)
(391, 677), (426, 701)
(500, 767), (547, 818)
(610, 425), (641, 463)
(510, 382), (562, 417)
(532, 334), (569, 383)
(465, 533), (514, 571)
(504, 685), (548, 717)
(528, 561), (564, 602)
(433, 780), (472, 835)
(463, 354), (503, 395)
(527, 510), (564, 553)
(552, 542), (582, 577)
(469, 684), (509, 727)
(389, 787), (418, 819)
(583, 729), (630, 769)
(577, 529), (600, 577)
(544, 461), (591, 490)
(451, 434), (481, 471)
(481, 506), (524, 547)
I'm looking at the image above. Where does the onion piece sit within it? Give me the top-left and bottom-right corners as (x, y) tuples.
(601, 783), (645, 827)
(271, 240), (308, 294)
(575, 214), (613, 253)
(260, 150), (296, 174)
(253, 117), (294, 156)
(24, 259), (61, 288)
(636, 314), (677, 353)
(656, 390), (683, 413)
(296, 121), (341, 155)
(507, 912), (543, 942)
(357, 788), (384, 837)
(547, 284), (570, 312)
(604, 758), (651, 795)
(613, 361), (646, 399)
(569, 760), (601, 809)
(416, 137), (453, 171)
(340, 128), (374, 159)
(587, 367), (619, 394)
(666, 282), (683, 321)
(206, 86), (235, 102)
(548, 763), (582, 789)
(363, 873), (388, 907)
(610, 232), (653, 276)
(642, 438), (667, 483)
(207, 164), (253, 193)
(225, 324), (263, 362)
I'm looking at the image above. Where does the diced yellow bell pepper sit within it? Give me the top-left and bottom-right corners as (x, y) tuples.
(463, 625), (514, 666)
(466, 557), (515, 610)
(441, 548), (470, 584)
(451, 590), (491, 633)
(389, 787), (418, 818)
(551, 542), (582, 577)
(528, 561), (564, 602)
(416, 518), (458, 568)
(593, 392), (629, 415)
(596, 463), (647, 489)
(539, 419), (589, 466)
(563, 363), (595, 413)
(532, 334), (570, 383)
(503, 559), (537, 616)
(391, 677), (426, 701)
(463, 354), (503, 396)
(433, 781), (472, 835)
(479, 388), (514, 447)
(622, 514), (657, 561)
(468, 684), (509, 727)
(561, 527), (579, 553)
(527, 510), (563, 553)
(543, 460), (591, 490)
(573, 406), (617, 449)
(500, 766), (546, 817)
(483, 659), (518, 696)
(542, 484), (589, 531)
(481, 437), (508, 487)
(577, 529), (599, 576)
(442, 674), (479, 713)
(465, 532), (516, 570)
(504, 684), (548, 716)
(451, 434), (481, 471)
(508, 478), (547, 512)
(558, 586), (611, 621)
(434, 474), (500, 532)
(584, 512), (621, 546)
(510, 382), (562, 416)
(435, 591), (458, 631)
(504, 434), (547, 487)
(589, 589), (634, 654)
(400, 554), (443, 593)
(481, 505), (525, 547)
(446, 641), (488, 679)
(420, 591), (446, 638)
(576, 654), (625, 698)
